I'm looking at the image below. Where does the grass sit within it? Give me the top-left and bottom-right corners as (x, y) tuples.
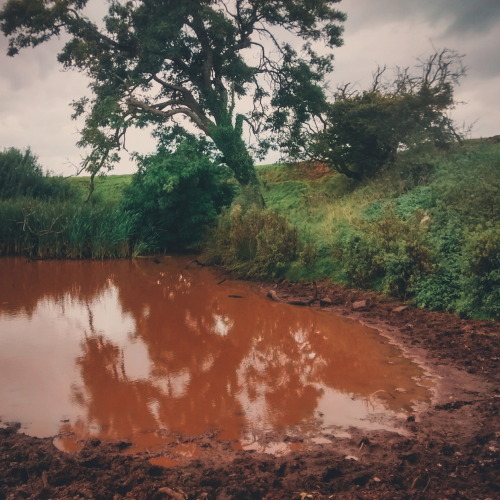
(0, 198), (138, 259)
(66, 174), (132, 203)
(257, 140), (500, 319)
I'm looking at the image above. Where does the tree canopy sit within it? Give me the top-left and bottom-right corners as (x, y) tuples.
(0, 0), (345, 189)
(0, 147), (75, 200)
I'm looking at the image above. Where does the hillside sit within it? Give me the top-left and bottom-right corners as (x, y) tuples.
(258, 139), (499, 319)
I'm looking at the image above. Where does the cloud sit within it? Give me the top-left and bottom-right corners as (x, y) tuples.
(333, 0), (500, 138)
(342, 0), (500, 36)
(440, 0), (500, 36)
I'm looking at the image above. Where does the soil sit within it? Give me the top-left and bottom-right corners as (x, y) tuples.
(1, 279), (498, 500)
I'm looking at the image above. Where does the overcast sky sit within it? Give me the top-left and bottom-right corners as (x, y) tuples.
(1, 0), (499, 176)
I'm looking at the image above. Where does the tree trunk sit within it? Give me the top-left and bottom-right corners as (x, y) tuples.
(209, 123), (265, 208)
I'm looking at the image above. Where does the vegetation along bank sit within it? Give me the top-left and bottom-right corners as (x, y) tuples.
(0, 136), (499, 321)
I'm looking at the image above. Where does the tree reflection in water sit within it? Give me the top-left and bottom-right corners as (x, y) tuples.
(0, 257), (432, 451)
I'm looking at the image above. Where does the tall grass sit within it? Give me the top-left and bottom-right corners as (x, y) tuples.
(203, 205), (299, 279)
(0, 198), (138, 259)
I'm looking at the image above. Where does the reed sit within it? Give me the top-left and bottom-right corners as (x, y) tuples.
(0, 198), (138, 259)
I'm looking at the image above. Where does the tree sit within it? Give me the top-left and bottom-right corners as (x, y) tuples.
(300, 49), (467, 180)
(0, 0), (345, 197)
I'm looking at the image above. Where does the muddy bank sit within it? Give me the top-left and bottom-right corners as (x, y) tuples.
(1, 279), (498, 499)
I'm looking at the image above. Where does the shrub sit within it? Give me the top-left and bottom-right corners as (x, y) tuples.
(457, 224), (500, 319)
(411, 272), (460, 312)
(332, 205), (433, 296)
(332, 223), (383, 287)
(372, 207), (433, 295)
(0, 147), (76, 200)
(122, 136), (236, 252)
(204, 206), (298, 279)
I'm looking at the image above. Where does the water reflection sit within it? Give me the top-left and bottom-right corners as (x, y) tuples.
(0, 257), (432, 451)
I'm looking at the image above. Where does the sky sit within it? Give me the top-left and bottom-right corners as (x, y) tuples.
(0, 0), (499, 176)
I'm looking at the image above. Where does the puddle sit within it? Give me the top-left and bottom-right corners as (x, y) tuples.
(0, 257), (433, 453)
(53, 435), (84, 454)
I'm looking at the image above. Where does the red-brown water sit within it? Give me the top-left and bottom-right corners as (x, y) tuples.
(0, 257), (432, 454)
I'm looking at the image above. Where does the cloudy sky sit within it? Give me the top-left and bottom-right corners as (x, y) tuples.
(1, 0), (499, 176)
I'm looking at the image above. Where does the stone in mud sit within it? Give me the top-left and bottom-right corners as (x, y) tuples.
(352, 300), (368, 310)
(319, 297), (333, 306)
(392, 305), (409, 313)
(266, 290), (281, 302)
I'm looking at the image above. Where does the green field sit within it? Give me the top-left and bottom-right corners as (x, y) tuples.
(66, 174), (132, 203)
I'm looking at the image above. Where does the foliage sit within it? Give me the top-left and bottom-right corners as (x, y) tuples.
(0, 0), (345, 191)
(457, 224), (500, 319)
(332, 206), (432, 295)
(204, 205), (298, 279)
(331, 222), (382, 287)
(122, 135), (236, 252)
(0, 147), (76, 200)
(304, 50), (466, 179)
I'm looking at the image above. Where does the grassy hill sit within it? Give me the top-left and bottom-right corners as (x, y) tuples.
(258, 139), (499, 318)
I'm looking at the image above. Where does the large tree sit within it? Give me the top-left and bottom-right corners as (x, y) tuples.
(0, 0), (345, 193)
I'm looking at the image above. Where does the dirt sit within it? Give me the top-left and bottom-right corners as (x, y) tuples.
(1, 279), (498, 500)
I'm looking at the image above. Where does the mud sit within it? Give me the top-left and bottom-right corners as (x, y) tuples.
(1, 278), (498, 499)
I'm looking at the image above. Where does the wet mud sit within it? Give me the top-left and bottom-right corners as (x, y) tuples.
(1, 265), (499, 499)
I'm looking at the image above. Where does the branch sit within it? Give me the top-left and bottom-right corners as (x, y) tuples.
(186, 13), (214, 90)
(151, 74), (209, 121)
(371, 65), (387, 92)
(239, 114), (260, 135)
(154, 99), (186, 110)
(151, 74), (191, 95)
(127, 97), (211, 134)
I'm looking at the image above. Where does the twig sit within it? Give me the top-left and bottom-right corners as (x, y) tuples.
(422, 477), (431, 493)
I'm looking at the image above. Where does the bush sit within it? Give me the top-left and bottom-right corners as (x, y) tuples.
(457, 224), (500, 319)
(332, 205), (433, 296)
(0, 147), (76, 200)
(204, 206), (298, 279)
(122, 136), (236, 252)
(332, 223), (383, 287)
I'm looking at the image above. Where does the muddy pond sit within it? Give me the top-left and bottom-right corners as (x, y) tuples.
(0, 257), (433, 457)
